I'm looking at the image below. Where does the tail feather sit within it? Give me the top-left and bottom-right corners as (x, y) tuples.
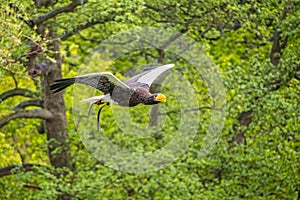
(50, 78), (75, 93)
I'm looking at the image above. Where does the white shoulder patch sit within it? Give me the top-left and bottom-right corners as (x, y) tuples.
(137, 64), (174, 86)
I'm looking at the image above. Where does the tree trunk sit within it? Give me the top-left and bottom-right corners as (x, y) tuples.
(40, 30), (73, 200)
(42, 30), (73, 170)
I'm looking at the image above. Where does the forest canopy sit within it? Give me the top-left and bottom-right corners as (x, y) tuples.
(0, 0), (299, 199)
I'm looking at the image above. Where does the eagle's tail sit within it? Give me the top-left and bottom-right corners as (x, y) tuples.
(50, 78), (75, 93)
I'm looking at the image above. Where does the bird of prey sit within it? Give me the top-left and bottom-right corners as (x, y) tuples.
(50, 64), (174, 129)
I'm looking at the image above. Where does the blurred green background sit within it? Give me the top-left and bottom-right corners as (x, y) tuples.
(0, 0), (299, 199)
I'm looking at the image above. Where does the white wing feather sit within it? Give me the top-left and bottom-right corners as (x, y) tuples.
(137, 64), (174, 86)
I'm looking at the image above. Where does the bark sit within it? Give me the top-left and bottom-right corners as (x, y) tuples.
(32, 0), (88, 26)
(0, 163), (44, 178)
(26, 2), (75, 198)
(14, 99), (44, 110)
(41, 29), (73, 170)
(5, 1), (92, 199)
(270, 30), (288, 67)
(0, 109), (53, 129)
(0, 88), (38, 102)
(231, 110), (253, 145)
(61, 18), (113, 41)
(269, 0), (292, 67)
(150, 105), (159, 126)
(232, 1), (294, 145)
(41, 29), (73, 200)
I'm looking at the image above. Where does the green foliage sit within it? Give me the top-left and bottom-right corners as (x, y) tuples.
(0, 0), (299, 199)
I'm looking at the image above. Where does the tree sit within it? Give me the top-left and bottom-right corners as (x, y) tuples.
(1, 0), (143, 199)
(0, 0), (299, 199)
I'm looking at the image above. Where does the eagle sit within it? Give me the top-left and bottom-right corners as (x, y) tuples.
(50, 64), (174, 129)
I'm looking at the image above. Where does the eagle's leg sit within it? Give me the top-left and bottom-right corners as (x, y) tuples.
(87, 99), (107, 117)
(97, 102), (110, 131)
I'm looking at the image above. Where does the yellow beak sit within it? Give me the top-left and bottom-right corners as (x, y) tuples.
(156, 94), (166, 102)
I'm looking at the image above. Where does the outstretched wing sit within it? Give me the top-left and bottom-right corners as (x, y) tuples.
(125, 64), (174, 91)
(50, 72), (130, 94)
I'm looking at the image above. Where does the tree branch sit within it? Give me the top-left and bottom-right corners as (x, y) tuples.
(160, 32), (184, 50)
(0, 109), (53, 129)
(269, 0), (292, 67)
(61, 17), (113, 40)
(0, 88), (38, 103)
(77, 32), (136, 44)
(158, 106), (211, 115)
(8, 3), (34, 27)
(32, 0), (88, 26)
(23, 184), (42, 190)
(14, 99), (44, 110)
(144, 3), (171, 17)
(295, 73), (300, 81)
(0, 163), (45, 178)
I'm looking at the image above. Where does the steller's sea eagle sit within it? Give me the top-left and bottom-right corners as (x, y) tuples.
(50, 64), (174, 130)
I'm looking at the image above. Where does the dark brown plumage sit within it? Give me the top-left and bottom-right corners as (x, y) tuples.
(50, 64), (174, 107)
(50, 64), (174, 130)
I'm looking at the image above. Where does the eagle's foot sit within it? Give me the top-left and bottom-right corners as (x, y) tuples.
(95, 99), (106, 105)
